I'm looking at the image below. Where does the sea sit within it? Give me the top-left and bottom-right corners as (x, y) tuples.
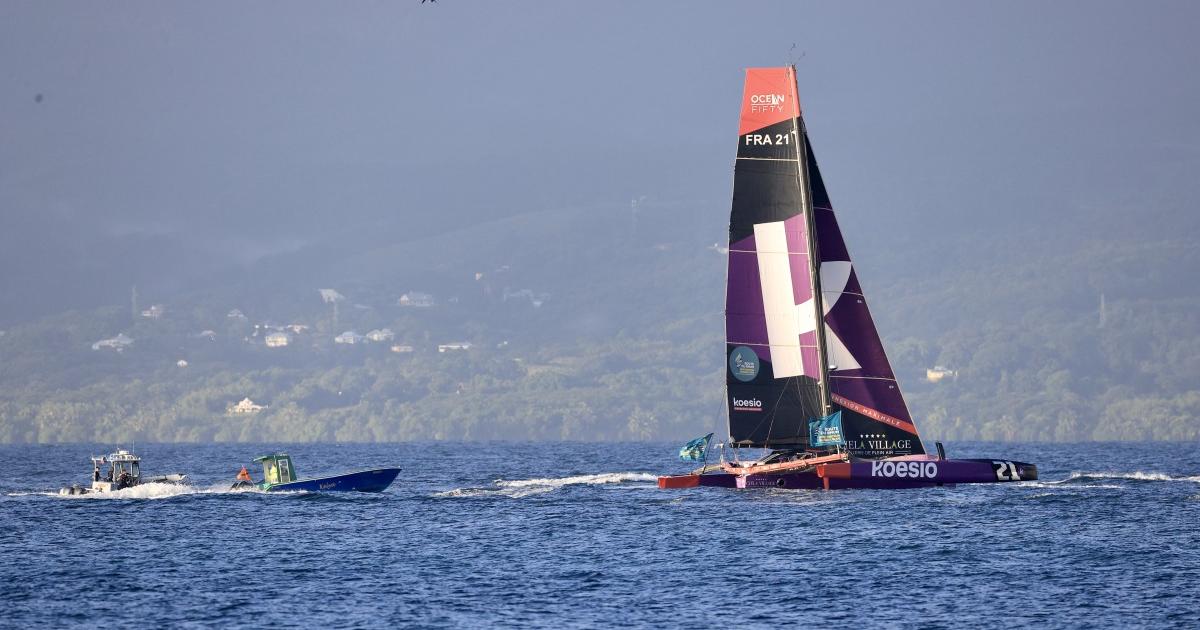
(1, 441), (1197, 628)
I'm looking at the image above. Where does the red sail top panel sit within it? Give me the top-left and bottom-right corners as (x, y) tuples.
(737, 67), (801, 136)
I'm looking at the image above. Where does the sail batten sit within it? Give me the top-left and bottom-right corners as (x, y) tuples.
(725, 67), (924, 456)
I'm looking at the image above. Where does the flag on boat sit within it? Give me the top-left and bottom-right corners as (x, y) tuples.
(809, 411), (845, 447)
(679, 433), (714, 461)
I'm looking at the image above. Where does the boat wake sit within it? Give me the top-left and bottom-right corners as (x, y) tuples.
(436, 472), (657, 499)
(1047, 471), (1200, 485)
(11, 482), (264, 500)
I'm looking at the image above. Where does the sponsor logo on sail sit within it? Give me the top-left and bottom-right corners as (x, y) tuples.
(870, 461), (938, 479)
(731, 397), (763, 412)
(749, 93), (787, 113)
(728, 346), (759, 382)
(832, 393), (918, 435)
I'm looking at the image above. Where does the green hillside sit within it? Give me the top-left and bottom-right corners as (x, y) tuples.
(1, 194), (1197, 443)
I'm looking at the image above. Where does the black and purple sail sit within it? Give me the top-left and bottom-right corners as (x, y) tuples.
(657, 66), (1036, 490)
(725, 67), (921, 458)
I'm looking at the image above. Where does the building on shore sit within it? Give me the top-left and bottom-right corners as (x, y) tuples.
(926, 366), (959, 383)
(92, 333), (134, 352)
(366, 328), (395, 343)
(398, 292), (435, 308)
(335, 331), (363, 345)
(228, 397), (266, 414)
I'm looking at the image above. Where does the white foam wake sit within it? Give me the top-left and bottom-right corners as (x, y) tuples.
(436, 472), (657, 499)
(52, 482), (255, 500)
(1046, 471), (1200, 485)
(495, 472), (657, 489)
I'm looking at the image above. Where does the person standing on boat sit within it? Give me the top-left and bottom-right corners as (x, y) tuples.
(236, 466), (252, 482)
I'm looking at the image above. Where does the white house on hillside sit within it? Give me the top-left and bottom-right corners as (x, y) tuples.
(398, 292), (435, 308)
(438, 341), (472, 353)
(92, 333), (134, 351)
(926, 366), (959, 383)
(335, 331), (363, 345)
(265, 332), (292, 348)
(228, 398), (266, 414)
(366, 328), (395, 343)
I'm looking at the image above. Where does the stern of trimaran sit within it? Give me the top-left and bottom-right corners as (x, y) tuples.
(658, 67), (1036, 490)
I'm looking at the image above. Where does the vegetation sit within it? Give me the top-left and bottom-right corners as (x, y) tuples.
(1, 199), (1197, 444)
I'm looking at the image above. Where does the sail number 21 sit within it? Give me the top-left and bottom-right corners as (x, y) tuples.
(744, 133), (791, 146)
(992, 460), (1022, 481)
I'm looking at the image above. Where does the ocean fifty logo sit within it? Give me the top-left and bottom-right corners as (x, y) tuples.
(732, 397), (763, 412)
(728, 346), (759, 382)
(749, 93), (786, 113)
(870, 461), (938, 479)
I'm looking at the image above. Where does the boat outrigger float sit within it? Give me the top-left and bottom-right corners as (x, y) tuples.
(231, 453), (400, 493)
(659, 67), (1036, 491)
(59, 449), (187, 495)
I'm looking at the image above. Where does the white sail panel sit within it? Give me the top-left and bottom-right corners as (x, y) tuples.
(819, 261), (861, 371)
(824, 323), (862, 371)
(753, 221), (805, 378)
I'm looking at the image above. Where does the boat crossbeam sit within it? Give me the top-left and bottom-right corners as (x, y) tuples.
(721, 452), (848, 477)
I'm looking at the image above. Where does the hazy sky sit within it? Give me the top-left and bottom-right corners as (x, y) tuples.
(2, 1), (1198, 322)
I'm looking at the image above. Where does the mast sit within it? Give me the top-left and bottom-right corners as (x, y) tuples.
(726, 66), (924, 457)
(726, 66), (831, 449)
(789, 66), (831, 417)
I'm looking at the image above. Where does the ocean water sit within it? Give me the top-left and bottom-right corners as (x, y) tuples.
(1, 441), (1197, 628)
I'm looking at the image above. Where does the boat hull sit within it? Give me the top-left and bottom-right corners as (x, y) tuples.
(658, 458), (1037, 490)
(60, 474), (187, 496)
(263, 467), (400, 493)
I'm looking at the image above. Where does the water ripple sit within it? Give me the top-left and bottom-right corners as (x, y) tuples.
(0, 441), (1197, 628)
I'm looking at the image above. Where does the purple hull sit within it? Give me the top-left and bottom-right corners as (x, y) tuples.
(662, 457), (1037, 490)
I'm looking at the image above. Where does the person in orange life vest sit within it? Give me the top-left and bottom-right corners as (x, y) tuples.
(236, 466), (252, 482)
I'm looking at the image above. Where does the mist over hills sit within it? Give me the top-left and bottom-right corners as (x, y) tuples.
(1, 167), (1197, 443)
(2, 2), (1198, 442)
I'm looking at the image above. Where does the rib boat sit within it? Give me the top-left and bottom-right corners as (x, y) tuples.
(658, 67), (1037, 490)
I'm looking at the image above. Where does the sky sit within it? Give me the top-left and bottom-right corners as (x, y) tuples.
(1, 1), (1198, 323)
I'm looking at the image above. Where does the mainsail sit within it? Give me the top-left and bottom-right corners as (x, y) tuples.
(725, 67), (924, 457)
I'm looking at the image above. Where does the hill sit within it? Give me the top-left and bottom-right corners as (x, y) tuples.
(1, 180), (1198, 443)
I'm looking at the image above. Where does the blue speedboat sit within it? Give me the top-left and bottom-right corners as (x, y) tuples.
(232, 453), (399, 492)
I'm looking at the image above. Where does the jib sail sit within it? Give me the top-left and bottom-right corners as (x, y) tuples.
(806, 136), (925, 457)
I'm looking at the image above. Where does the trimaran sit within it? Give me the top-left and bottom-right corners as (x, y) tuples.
(659, 67), (1037, 490)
